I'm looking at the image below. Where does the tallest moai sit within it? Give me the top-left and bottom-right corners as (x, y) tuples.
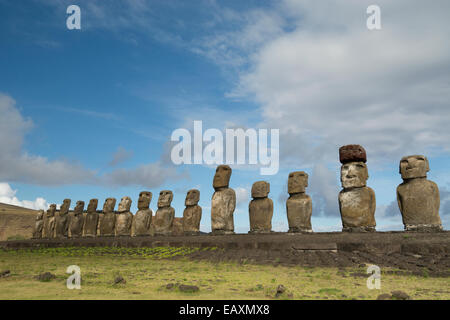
(211, 165), (236, 235)
(338, 145), (376, 232)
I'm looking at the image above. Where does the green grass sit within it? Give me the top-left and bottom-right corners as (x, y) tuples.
(0, 247), (448, 300)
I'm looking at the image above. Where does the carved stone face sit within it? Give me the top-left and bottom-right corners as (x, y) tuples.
(60, 199), (71, 215)
(400, 155), (429, 179)
(185, 189), (200, 206)
(87, 199), (98, 212)
(158, 190), (173, 208)
(118, 196), (132, 213)
(74, 201), (85, 215)
(138, 191), (152, 210)
(341, 162), (368, 188)
(47, 204), (56, 217)
(288, 171), (308, 194)
(103, 198), (116, 212)
(213, 165), (232, 189)
(36, 210), (44, 220)
(251, 181), (270, 198)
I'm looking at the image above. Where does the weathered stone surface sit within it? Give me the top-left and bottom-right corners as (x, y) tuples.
(399, 155), (429, 179)
(213, 165), (232, 190)
(55, 199), (71, 238)
(157, 190), (173, 208)
(287, 194), (312, 232)
(32, 210), (44, 239)
(397, 155), (442, 231)
(154, 207), (175, 235)
(43, 204), (56, 239)
(340, 162), (368, 189)
(171, 217), (184, 236)
(133, 191), (153, 237)
(69, 201), (84, 238)
(183, 189), (202, 234)
(83, 199), (99, 237)
(211, 188), (236, 234)
(154, 191), (175, 235)
(288, 171), (308, 194)
(115, 196), (133, 236)
(249, 197), (273, 233)
(339, 144), (367, 164)
(183, 205), (202, 234)
(185, 189), (200, 206)
(251, 181), (270, 199)
(338, 187), (376, 231)
(99, 198), (116, 237)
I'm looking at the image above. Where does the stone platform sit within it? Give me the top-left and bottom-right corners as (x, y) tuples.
(1, 231), (449, 255)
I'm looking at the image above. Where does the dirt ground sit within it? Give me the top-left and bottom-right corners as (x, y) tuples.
(2, 231), (449, 277)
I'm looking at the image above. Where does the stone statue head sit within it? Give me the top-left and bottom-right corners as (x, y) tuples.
(158, 190), (173, 208)
(251, 181), (270, 198)
(288, 171), (308, 194)
(185, 189), (200, 206)
(138, 191), (152, 210)
(47, 204), (57, 217)
(36, 210), (44, 220)
(60, 199), (71, 215)
(399, 155), (429, 180)
(118, 196), (132, 213)
(103, 198), (116, 213)
(87, 199), (98, 213)
(341, 161), (368, 189)
(213, 165), (232, 190)
(73, 201), (85, 216)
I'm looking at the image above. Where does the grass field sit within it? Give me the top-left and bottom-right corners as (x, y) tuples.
(0, 247), (448, 300)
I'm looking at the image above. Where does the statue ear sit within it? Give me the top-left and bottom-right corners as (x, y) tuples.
(425, 157), (430, 172)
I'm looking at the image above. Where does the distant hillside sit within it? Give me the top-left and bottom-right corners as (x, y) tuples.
(0, 202), (38, 241)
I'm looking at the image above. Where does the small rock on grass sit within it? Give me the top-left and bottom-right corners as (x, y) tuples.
(179, 284), (199, 293)
(0, 270), (11, 278)
(391, 291), (410, 300)
(114, 276), (126, 285)
(275, 284), (286, 297)
(35, 272), (56, 282)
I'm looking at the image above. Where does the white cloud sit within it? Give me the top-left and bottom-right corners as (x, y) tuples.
(235, 187), (249, 207)
(108, 146), (134, 167)
(0, 93), (185, 188)
(0, 182), (48, 210)
(231, 0), (450, 165)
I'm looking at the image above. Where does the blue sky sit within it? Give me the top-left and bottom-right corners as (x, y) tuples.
(0, 0), (449, 232)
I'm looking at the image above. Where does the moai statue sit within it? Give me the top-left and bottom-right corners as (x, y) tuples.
(182, 189), (202, 235)
(115, 196), (133, 236)
(133, 191), (153, 237)
(69, 201), (85, 238)
(211, 165), (236, 235)
(32, 210), (45, 239)
(153, 190), (175, 236)
(99, 198), (116, 237)
(55, 199), (71, 238)
(338, 145), (376, 232)
(286, 171), (312, 233)
(397, 155), (442, 231)
(83, 199), (99, 237)
(43, 204), (57, 239)
(248, 181), (273, 233)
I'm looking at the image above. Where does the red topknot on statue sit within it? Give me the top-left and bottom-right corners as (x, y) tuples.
(339, 144), (367, 164)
